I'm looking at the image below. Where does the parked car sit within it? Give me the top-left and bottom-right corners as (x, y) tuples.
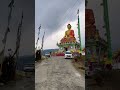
(64, 51), (73, 59)
(45, 53), (51, 57)
(72, 52), (80, 57)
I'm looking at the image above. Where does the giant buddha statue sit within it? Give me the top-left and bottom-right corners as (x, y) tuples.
(64, 24), (75, 38)
(60, 24), (76, 43)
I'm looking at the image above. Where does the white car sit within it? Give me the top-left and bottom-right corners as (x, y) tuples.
(45, 53), (51, 57)
(64, 51), (73, 59)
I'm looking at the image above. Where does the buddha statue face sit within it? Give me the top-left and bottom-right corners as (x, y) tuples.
(67, 24), (71, 30)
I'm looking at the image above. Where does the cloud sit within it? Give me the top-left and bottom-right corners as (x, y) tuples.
(35, 0), (85, 49)
(38, 17), (85, 49)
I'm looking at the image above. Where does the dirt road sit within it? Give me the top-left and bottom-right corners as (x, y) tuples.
(35, 56), (85, 90)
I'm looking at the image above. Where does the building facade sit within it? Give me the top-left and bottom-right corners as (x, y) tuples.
(85, 9), (107, 63)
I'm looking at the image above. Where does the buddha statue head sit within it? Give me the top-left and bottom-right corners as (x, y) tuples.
(67, 24), (72, 30)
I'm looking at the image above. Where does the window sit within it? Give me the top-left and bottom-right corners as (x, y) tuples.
(66, 52), (71, 54)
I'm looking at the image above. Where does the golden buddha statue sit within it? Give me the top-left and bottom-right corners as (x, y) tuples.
(60, 24), (76, 43)
(64, 24), (75, 38)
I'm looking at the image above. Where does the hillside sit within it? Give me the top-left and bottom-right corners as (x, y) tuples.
(42, 49), (59, 55)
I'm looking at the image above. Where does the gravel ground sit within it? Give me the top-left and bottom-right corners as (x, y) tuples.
(35, 56), (85, 90)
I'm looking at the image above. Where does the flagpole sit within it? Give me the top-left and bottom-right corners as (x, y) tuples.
(1, 0), (14, 59)
(15, 11), (23, 60)
(0, 0), (14, 73)
(102, 0), (112, 62)
(41, 31), (45, 51)
(36, 25), (41, 51)
(40, 31), (45, 60)
(77, 9), (82, 53)
(3, 0), (14, 55)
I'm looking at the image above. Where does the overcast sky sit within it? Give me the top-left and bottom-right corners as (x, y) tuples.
(35, 0), (85, 50)
(0, 0), (34, 56)
(1, 0), (120, 56)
